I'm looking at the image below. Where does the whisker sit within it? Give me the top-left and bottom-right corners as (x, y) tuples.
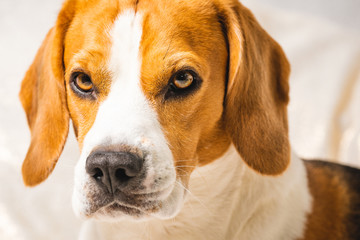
(175, 159), (196, 163)
(175, 165), (197, 168)
(175, 180), (211, 214)
(175, 169), (188, 175)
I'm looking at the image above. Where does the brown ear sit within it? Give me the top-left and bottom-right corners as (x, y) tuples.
(220, 2), (291, 175)
(19, 1), (75, 186)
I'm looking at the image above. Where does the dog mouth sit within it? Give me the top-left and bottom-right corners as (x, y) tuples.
(86, 186), (173, 219)
(73, 176), (187, 221)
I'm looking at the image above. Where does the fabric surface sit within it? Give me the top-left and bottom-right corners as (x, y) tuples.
(0, 1), (359, 239)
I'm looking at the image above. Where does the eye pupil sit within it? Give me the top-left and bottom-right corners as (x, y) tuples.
(177, 73), (187, 80)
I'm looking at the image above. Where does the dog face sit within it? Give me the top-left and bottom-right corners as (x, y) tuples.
(67, 3), (230, 220)
(20, 0), (290, 221)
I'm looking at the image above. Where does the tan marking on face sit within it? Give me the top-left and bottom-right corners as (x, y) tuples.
(63, 1), (120, 148)
(137, 0), (231, 183)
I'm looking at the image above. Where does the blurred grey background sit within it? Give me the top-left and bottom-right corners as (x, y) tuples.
(257, 0), (360, 33)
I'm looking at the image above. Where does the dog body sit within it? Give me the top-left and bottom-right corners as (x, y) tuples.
(19, 0), (360, 239)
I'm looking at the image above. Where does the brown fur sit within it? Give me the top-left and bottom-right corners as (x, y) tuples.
(303, 160), (360, 240)
(218, 1), (291, 175)
(19, 0), (76, 186)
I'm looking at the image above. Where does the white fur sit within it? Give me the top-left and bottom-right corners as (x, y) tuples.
(79, 147), (312, 240)
(72, 10), (184, 221)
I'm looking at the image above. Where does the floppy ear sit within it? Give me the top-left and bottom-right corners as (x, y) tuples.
(220, 1), (291, 175)
(19, 1), (75, 186)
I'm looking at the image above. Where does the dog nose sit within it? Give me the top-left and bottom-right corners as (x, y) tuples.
(86, 151), (143, 193)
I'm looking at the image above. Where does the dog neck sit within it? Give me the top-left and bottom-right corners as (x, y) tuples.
(80, 146), (312, 240)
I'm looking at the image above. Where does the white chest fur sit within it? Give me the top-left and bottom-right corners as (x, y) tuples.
(79, 146), (312, 240)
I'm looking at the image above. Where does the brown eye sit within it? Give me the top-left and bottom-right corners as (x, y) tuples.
(173, 71), (194, 89)
(74, 73), (93, 92)
(165, 69), (201, 100)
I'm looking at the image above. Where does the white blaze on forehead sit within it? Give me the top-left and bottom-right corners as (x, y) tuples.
(98, 10), (165, 147)
(83, 10), (156, 148)
(109, 10), (143, 84)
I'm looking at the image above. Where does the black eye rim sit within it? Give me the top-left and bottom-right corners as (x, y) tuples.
(165, 69), (202, 100)
(69, 71), (97, 99)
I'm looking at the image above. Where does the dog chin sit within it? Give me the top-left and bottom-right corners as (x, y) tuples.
(72, 180), (186, 222)
(90, 203), (154, 222)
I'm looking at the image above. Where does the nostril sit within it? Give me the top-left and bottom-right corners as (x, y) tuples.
(115, 168), (132, 182)
(93, 167), (104, 180)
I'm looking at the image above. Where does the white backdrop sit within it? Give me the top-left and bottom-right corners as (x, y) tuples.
(0, 0), (359, 239)
(255, 0), (360, 33)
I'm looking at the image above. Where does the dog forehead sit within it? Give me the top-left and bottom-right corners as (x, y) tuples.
(139, 1), (222, 54)
(63, 0), (221, 63)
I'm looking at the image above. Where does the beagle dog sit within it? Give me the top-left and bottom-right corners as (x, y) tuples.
(19, 0), (360, 239)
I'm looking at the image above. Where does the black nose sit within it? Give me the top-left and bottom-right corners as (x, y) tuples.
(86, 151), (143, 193)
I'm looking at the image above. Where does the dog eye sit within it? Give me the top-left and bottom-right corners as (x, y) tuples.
(165, 70), (201, 100)
(73, 73), (93, 92)
(172, 71), (194, 89)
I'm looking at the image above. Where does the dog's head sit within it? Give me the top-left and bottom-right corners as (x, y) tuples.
(20, 0), (290, 221)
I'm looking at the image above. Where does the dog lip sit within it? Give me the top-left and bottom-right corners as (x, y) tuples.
(107, 202), (144, 214)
